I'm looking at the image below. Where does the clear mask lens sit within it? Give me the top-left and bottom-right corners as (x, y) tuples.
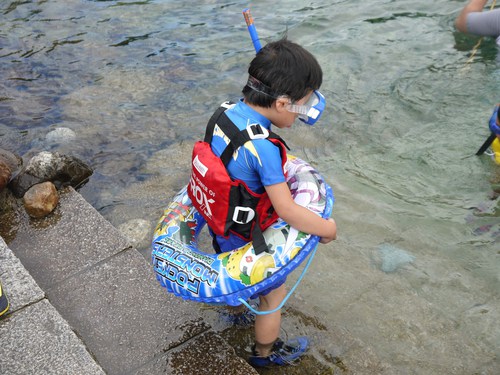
(286, 90), (325, 126)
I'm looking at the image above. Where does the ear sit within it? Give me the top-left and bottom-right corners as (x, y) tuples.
(274, 97), (290, 113)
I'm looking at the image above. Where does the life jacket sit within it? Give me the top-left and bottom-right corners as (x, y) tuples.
(188, 102), (289, 255)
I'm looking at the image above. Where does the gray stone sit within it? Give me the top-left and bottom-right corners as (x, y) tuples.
(45, 127), (77, 144)
(377, 243), (415, 273)
(0, 299), (105, 375)
(9, 151), (93, 198)
(117, 218), (152, 249)
(0, 149), (22, 174)
(0, 161), (11, 191)
(0, 149), (22, 191)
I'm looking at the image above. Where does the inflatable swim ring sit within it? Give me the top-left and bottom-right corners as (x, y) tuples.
(151, 156), (334, 306)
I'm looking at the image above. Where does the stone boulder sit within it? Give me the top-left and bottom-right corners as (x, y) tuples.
(9, 151), (93, 198)
(23, 181), (59, 218)
(0, 149), (22, 191)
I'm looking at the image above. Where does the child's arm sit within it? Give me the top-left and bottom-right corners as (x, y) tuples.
(265, 181), (337, 244)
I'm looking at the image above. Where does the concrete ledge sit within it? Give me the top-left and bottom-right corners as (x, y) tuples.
(0, 237), (44, 313)
(1, 188), (257, 375)
(0, 238), (105, 374)
(0, 299), (106, 375)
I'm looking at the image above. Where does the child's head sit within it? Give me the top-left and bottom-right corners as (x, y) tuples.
(242, 38), (323, 108)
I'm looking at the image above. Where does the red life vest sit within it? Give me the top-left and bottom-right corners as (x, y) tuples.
(188, 102), (289, 255)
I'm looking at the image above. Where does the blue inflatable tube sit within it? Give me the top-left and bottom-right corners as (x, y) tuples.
(152, 156), (334, 306)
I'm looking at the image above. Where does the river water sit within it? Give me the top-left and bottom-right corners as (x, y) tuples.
(1, 0), (499, 373)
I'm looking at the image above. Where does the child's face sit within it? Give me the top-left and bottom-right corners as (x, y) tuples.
(273, 91), (314, 129)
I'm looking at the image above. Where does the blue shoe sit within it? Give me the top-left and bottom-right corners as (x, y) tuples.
(249, 337), (309, 367)
(0, 281), (10, 317)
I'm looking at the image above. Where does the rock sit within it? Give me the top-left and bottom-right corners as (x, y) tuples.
(0, 160), (11, 191)
(377, 243), (415, 273)
(23, 182), (59, 218)
(117, 219), (152, 249)
(0, 149), (22, 172)
(9, 151), (93, 198)
(0, 149), (22, 191)
(45, 127), (77, 145)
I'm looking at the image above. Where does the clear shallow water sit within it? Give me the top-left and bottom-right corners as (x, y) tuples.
(1, 0), (499, 373)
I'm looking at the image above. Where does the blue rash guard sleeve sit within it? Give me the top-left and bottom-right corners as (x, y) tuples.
(246, 138), (286, 189)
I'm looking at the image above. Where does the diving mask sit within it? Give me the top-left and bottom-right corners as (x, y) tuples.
(246, 75), (326, 126)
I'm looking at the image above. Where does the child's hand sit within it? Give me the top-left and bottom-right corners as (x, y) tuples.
(319, 218), (337, 244)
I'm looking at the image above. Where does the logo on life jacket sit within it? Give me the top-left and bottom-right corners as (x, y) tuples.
(193, 155), (208, 177)
(189, 170), (215, 219)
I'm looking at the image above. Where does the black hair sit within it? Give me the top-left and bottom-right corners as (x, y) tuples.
(242, 38), (323, 108)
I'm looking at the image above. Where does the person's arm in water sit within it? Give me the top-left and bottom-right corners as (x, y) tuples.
(455, 0), (489, 33)
(265, 181), (337, 244)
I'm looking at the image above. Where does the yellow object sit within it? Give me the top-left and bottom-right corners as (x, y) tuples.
(0, 281), (9, 317)
(491, 137), (500, 165)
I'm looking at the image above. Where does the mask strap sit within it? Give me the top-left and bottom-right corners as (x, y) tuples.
(246, 76), (281, 98)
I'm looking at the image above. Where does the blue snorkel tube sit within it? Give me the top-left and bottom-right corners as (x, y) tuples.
(243, 8), (262, 53)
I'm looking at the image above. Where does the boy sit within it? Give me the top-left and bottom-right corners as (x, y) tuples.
(191, 38), (337, 367)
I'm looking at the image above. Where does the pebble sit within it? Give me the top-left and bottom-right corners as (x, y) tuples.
(23, 181), (59, 218)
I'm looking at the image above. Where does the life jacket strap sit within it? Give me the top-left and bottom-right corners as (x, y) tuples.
(251, 222), (269, 256)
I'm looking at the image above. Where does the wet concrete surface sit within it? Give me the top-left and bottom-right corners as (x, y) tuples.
(0, 187), (257, 375)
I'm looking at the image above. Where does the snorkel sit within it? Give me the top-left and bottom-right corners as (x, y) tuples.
(243, 8), (262, 53)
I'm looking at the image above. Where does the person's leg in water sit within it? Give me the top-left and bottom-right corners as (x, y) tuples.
(254, 283), (287, 356)
(250, 283), (310, 367)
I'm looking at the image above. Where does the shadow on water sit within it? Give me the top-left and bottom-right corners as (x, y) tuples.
(364, 12), (432, 24)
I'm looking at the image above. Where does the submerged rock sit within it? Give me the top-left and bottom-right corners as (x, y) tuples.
(0, 149), (22, 191)
(117, 219), (152, 249)
(9, 151), (92, 198)
(45, 127), (77, 145)
(377, 243), (415, 273)
(23, 181), (59, 218)
(0, 160), (10, 191)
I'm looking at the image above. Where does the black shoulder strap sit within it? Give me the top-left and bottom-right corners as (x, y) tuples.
(204, 105), (229, 143)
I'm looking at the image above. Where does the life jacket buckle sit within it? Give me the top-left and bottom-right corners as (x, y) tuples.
(246, 124), (270, 140)
(232, 206), (255, 224)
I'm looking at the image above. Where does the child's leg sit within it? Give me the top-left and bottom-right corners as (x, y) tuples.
(254, 283), (287, 357)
